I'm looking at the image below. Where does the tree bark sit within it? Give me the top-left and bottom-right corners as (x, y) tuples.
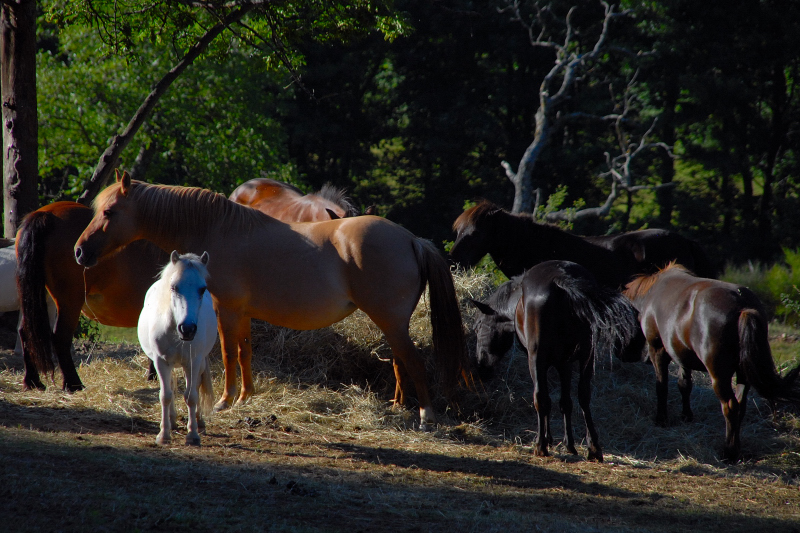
(78, 4), (254, 205)
(1, 0), (38, 238)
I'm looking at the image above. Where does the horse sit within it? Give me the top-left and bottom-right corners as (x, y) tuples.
(451, 200), (716, 287)
(623, 262), (800, 461)
(229, 178), (360, 221)
(138, 251), (216, 446)
(16, 201), (168, 391)
(74, 171), (468, 430)
(470, 260), (644, 461)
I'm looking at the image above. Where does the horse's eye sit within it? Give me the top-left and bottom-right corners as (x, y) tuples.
(103, 209), (114, 218)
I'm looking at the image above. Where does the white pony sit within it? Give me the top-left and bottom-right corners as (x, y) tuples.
(0, 241), (56, 355)
(138, 251), (217, 445)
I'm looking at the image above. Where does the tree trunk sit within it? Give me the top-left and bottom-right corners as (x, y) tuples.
(1, 0), (38, 238)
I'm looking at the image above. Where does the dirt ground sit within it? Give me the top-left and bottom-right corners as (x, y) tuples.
(1, 330), (800, 533)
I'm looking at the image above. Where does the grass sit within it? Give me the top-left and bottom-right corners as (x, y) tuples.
(1, 269), (799, 532)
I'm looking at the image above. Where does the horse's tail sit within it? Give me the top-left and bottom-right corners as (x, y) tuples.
(738, 309), (800, 405)
(414, 239), (471, 395)
(198, 357), (215, 418)
(556, 275), (645, 364)
(16, 210), (57, 377)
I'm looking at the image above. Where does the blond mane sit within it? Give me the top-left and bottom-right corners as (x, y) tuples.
(624, 261), (693, 300)
(95, 180), (270, 241)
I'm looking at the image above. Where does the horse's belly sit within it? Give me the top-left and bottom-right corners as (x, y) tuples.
(249, 299), (358, 330)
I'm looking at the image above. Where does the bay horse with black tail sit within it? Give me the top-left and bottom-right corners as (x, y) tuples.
(16, 201), (167, 391)
(229, 178), (360, 221)
(74, 172), (469, 429)
(470, 260), (645, 461)
(452, 200), (716, 287)
(624, 262), (800, 462)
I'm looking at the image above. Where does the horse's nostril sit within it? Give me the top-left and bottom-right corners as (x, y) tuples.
(178, 323), (197, 339)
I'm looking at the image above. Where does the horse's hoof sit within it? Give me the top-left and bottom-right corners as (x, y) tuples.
(213, 399), (231, 412)
(587, 448), (603, 462)
(22, 379), (46, 391)
(185, 434), (201, 446)
(155, 434), (171, 445)
(63, 382), (86, 393)
(419, 421), (435, 432)
(654, 416), (669, 428)
(533, 446), (549, 457)
(566, 445), (578, 456)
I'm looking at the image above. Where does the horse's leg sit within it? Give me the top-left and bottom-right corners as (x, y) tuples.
(382, 327), (435, 430)
(650, 345), (670, 426)
(21, 349), (46, 390)
(677, 364), (694, 422)
(236, 318), (255, 405)
(391, 358), (410, 407)
(50, 300), (85, 392)
(154, 358), (174, 445)
(711, 375), (741, 462)
(577, 356), (602, 462)
(557, 363), (577, 456)
(183, 357), (202, 446)
(214, 310), (250, 411)
(529, 356), (552, 457)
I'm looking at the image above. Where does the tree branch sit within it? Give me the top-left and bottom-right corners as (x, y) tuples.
(78, 3), (255, 205)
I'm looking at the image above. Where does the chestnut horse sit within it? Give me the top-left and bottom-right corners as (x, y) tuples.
(624, 263), (800, 461)
(470, 261), (644, 461)
(451, 200), (716, 287)
(74, 172), (468, 429)
(16, 201), (167, 391)
(229, 178), (359, 221)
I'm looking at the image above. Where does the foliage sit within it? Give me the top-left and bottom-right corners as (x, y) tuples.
(722, 248), (800, 323)
(74, 315), (101, 348)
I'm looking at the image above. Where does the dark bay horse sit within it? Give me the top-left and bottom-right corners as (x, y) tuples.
(229, 178), (359, 221)
(470, 260), (644, 461)
(74, 172), (468, 429)
(624, 263), (800, 461)
(451, 200), (716, 287)
(16, 201), (167, 391)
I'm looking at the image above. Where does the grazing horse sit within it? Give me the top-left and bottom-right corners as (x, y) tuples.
(624, 263), (800, 461)
(74, 172), (468, 429)
(451, 200), (716, 287)
(16, 201), (168, 391)
(138, 251), (216, 446)
(470, 261), (644, 461)
(229, 178), (359, 221)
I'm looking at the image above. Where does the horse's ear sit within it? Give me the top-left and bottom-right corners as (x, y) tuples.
(364, 205), (376, 216)
(170, 250), (180, 264)
(200, 251), (210, 265)
(469, 298), (496, 316)
(326, 208), (341, 220)
(118, 170), (131, 196)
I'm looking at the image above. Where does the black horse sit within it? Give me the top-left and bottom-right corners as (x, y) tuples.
(452, 200), (716, 287)
(470, 260), (645, 461)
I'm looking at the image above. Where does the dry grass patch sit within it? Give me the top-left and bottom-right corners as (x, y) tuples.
(1, 269), (800, 531)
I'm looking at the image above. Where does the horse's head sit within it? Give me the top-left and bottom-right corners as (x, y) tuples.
(164, 250), (211, 341)
(75, 170), (141, 267)
(450, 201), (501, 270)
(469, 298), (516, 381)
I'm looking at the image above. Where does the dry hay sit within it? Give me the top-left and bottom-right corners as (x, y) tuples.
(1, 268), (799, 476)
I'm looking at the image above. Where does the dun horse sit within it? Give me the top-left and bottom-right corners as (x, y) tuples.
(451, 200), (715, 286)
(229, 178), (359, 221)
(74, 172), (468, 429)
(624, 262), (800, 461)
(138, 251), (216, 446)
(470, 260), (644, 461)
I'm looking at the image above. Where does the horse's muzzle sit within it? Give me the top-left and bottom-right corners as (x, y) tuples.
(178, 323), (197, 341)
(74, 246), (98, 268)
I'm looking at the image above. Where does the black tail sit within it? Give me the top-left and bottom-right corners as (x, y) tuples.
(16, 211), (57, 377)
(739, 309), (800, 404)
(556, 275), (645, 363)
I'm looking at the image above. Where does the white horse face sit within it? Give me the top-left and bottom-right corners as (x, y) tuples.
(168, 251), (210, 341)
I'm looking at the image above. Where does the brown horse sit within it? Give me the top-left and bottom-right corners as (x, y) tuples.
(74, 172), (468, 429)
(451, 200), (716, 287)
(229, 178), (359, 221)
(624, 263), (800, 461)
(16, 201), (167, 391)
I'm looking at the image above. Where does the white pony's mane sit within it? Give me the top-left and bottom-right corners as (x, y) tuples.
(159, 253), (210, 282)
